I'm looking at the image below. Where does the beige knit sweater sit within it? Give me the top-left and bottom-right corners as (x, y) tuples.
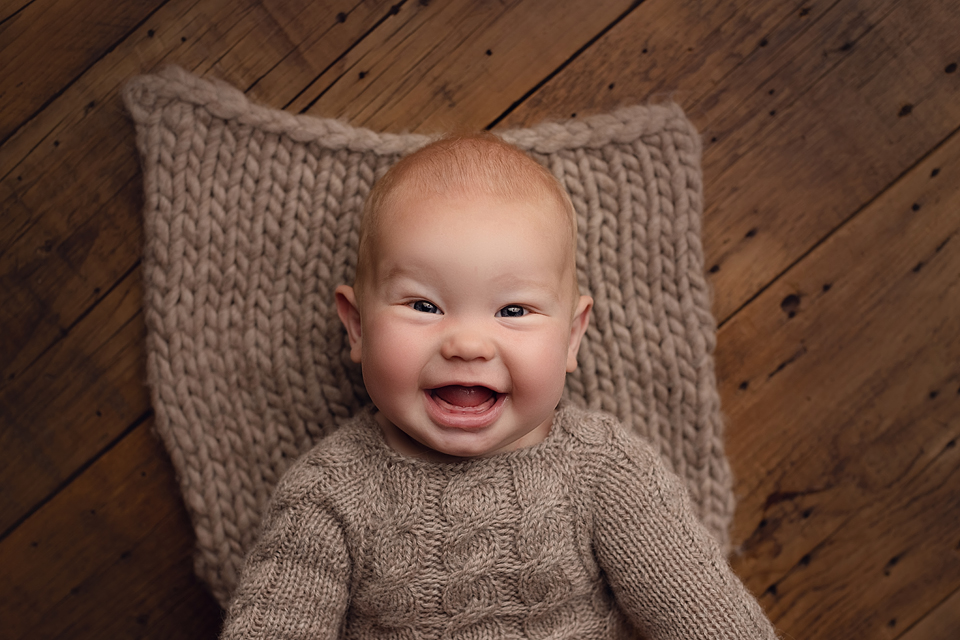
(221, 404), (777, 639)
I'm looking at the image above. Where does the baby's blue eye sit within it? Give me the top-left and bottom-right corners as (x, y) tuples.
(497, 305), (527, 318)
(412, 300), (441, 314)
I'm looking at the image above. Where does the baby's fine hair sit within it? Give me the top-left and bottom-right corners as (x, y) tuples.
(354, 131), (578, 295)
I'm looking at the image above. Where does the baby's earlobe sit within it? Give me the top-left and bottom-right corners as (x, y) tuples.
(335, 285), (363, 363)
(566, 295), (593, 372)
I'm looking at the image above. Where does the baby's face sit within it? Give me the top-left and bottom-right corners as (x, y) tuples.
(337, 187), (591, 459)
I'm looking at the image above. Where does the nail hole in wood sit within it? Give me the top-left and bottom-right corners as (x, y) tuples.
(780, 294), (800, 318)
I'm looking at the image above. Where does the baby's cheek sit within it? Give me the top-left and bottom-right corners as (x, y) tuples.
(362, 323), (423, 392)
(513, 335), (570, 402)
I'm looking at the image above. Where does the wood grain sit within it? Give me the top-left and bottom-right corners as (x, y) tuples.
(901, 587), (960, 640)
(0, 0), (166, 143)
(288, 0), (636, 132)
(720, 124), (960, 634)
(0, 263), (147, 535)
(0, 418), (222, 640)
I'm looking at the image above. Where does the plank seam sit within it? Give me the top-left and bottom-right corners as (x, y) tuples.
(0, 0), (174, 151)
(486, 0), (645, 130)
(718, 119), (960, 329)
(0, 409), (153, 543)
(244, 0), (367, 96)
(293, 1), (409, 114)
(0, 0), (36, 27)
(1, 256), (142, 390)
(894, 583), (960, 640)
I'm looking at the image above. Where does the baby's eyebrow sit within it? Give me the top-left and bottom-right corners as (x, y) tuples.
(379, 263), (421, 283)
(374, 265), (438, 296)
(377, 262), (565, 302)
(490, 275), (564, 300)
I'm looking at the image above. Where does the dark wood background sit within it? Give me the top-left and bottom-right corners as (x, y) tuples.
(2, 0), (958, 638)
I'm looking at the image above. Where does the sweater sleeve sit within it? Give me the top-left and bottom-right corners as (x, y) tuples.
(590, 429), (778, 640)
(220, 459), (352, 640)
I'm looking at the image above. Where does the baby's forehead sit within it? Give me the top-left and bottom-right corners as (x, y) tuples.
(380, 181), (570, 236)
(355, 133), (580, 295)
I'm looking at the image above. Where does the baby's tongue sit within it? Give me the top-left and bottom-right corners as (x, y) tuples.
(433, 385), (495, 408)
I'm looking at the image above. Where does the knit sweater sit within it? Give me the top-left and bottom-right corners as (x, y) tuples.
(221, 405), (777, 639)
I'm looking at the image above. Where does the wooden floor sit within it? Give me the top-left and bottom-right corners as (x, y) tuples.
(2, 0), (959, 638)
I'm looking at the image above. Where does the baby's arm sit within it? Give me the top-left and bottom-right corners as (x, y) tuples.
(220, 461), (351, 640)
(591, 431), (778, 640)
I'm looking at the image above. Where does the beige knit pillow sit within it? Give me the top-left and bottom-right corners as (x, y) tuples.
(124, 65), (733, 608)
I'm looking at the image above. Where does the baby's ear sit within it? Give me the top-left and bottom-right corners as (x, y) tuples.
(566, 295), (593, 372)
(335, 285), (363, 363)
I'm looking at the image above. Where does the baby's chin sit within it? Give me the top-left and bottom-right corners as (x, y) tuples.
(427, 420), (552, 460)
(374, 412), (533, 461)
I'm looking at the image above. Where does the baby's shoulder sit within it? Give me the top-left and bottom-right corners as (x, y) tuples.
(557, 406), (693, 524)
(273, 412), (379, 498)
(556, 403), (662, 470)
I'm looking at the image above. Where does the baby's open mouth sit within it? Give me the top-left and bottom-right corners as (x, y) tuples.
(430, 385), (499, 411)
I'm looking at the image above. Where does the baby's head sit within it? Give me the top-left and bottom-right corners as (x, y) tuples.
(354, 132), (580, 302)
(336, 133), (592, 461)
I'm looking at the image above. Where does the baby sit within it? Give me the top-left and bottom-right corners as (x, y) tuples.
(220, 133), (778, 639)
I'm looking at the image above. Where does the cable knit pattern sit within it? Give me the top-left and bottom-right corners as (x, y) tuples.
(221, 405), (776, 639)
(123, 65), (733, 607)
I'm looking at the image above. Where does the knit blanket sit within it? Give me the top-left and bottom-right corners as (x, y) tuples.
(123, 65), (734, 608)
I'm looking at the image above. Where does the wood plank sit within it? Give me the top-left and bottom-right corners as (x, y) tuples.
(499, 0), (960, 322)
(746, 421), (959, 636)
(0, 0), (635, 533)
(0, 418), (222, 640)
(236, 0), (411, 110)
(900, 587), (960, 640)
(286, 0), (637, 133)
(0, 0), (166, 143)
(717, 121), (960, 635)
(0, 0), (31, 23)
(0, 261), (147, 535)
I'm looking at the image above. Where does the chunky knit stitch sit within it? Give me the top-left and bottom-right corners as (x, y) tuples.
(124, 66), (734, 606)
(221, 404), (776, 640)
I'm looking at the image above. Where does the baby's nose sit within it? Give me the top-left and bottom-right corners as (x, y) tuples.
(440, 323), (496, 361)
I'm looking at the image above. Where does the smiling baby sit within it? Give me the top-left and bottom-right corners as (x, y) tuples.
(220, 133), (779, 639)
